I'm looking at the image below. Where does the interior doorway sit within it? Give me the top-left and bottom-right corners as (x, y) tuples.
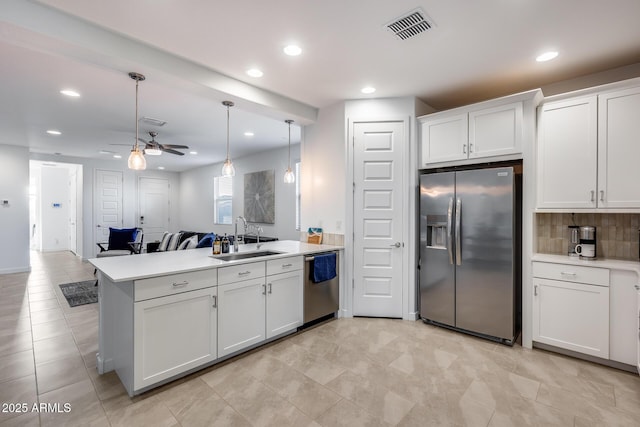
(29, 161), (83, 257)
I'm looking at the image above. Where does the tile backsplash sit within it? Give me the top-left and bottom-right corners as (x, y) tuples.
(536, 213), (640, 260)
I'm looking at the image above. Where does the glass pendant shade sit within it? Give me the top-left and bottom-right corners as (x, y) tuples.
(221, 158), (235, 177)
(284, 167), (295, 183)
(128, 147), (146, 170)
(284, 119), (295, 183)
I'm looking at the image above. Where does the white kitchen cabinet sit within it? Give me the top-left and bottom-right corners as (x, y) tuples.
(266, 270), (303, 339)
(133, 287), (217, 390)
(532, 262), (609, 359)
(597, 86), (640, 208)
(468, 101), (523, 159)
(420, 113), (468, 165)
(609, 269), (639, 365)
(217, 278), (266, 358)
(419, 96), (527, 167)
(536, 96), (598, 209)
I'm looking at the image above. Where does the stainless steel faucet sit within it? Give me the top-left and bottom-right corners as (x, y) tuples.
(234, 216), (248, 251)
(246, 223), (263, 249)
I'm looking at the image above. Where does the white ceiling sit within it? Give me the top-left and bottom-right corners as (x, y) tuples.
(1, 0), (640, 171)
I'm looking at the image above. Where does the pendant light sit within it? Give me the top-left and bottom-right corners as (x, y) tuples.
(127, 72), (146, 170)
(221, 100), (235, 177)
(284, 119), (295, 183)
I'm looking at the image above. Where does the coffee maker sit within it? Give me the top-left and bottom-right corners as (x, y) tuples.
(567, 225), (580, 257)
(576, 226), (596, 259)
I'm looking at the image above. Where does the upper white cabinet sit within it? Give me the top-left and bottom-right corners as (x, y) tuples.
(597, 86), (640, 208)
(418, 91), (538, 167)
(537, 80), (640, 209)
(536, 96), (598, 209)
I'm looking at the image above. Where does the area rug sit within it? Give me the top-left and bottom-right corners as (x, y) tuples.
(59, 281), (98, 307)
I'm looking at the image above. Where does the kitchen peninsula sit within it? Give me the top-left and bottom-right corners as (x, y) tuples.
(90, 240), (343, 396)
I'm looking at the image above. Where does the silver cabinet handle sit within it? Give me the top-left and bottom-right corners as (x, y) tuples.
(561, 272), (577, 277)
(455, 198), (462, 266)
(447, 197), (454, 265)
(238, 271), (251, 276)
(212, 295), (217, 308)
(282, 263), (293, 268)
(469, 143), (473, 153)
(534, 285), (538, 296)
(600, 190), (604, 202)
(634, 285), (639, 290)
(463, 144), (467, 154)
(268, 283), (272, 294)
(390, 242), (401, 248)
(591, 190), (595, 202)
(172, 281), (188, 288)
(262, 284), (266, 295)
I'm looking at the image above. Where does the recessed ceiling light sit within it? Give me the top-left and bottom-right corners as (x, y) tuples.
(99, 150), (115, 155)
(361, 86), (376, 94)
(113, 155), (122, 159)
(246, 68), (264, 78)
(60, 89), (80, 97)
(189, 151), (198, 155)
(46, 129), (61, 135)
(283, 45), (302, 56)
(244, 132), (254, 137)
(536, 51), (559, 62)
(158, 166), (165, 170)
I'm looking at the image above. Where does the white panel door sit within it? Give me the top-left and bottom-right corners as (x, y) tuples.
(68, 169), (77, 255)
(94, 169), (123, 255)
(138, 177), (169, 244)
(353, 121), (404, 318)
(598, 86), (640, 208)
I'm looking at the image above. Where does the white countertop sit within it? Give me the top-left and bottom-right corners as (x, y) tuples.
(532, 253), (640, 277)
(90, 240), (343, 282)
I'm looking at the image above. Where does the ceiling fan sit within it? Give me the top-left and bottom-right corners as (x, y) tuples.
(138, 131), (189, 156)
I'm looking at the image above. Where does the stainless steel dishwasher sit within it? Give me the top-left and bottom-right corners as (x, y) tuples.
(304, 252), (339, 323)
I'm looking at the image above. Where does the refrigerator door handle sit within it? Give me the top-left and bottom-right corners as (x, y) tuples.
(455, 198), (462, 266)
(447, 197), (454, 265)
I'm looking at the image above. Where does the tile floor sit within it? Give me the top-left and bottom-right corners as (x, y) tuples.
(1, 251), (640, 426)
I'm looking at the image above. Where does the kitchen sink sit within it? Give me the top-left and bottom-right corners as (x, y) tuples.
(213, 250), (282, 261)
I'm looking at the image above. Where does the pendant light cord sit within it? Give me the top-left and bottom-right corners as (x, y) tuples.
(134, 79), (139, 150)
(287, 121), (291, 168)
(226, 104), (230, 160)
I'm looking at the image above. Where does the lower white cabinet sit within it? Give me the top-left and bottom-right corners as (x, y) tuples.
(609, 270), (639, 365)
(217, 278), (266, 358)
(133, 287), (217, 390)
(266, 270), (303, 339)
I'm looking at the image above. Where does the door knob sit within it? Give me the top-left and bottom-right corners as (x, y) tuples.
(390, 242), (401, 248)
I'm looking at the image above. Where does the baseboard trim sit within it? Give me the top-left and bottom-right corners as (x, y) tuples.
(0, 265), (31, 275)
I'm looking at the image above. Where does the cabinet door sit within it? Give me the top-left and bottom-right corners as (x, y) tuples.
(609, 270), (638, 365)
(536, 96), (598, 209)
(218, 278), (266, 357)
(533, 278), (609, 358)
(598, 86), (640, 208)
(420, 113), (468, 166)
(469, 102), (523, 159)
(266, 270), (303, 339)
(134, 287), (217, 390)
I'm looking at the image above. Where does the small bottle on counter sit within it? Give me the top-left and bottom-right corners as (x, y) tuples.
(221, 234), (230, 254)
(212, 235), (221, 255)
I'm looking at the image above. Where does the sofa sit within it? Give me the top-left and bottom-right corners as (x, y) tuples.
(148, 231), (233, 252)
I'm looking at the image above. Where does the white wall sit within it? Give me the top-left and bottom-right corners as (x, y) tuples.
(40, 166), (70, 252)
(0, 145), (30, 273)
(179, 144), (301, 240)
(301, 102), (346, 234)
(30, 153), (180, 259)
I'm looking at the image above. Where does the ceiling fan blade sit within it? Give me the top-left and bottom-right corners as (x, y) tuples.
(162, 144), (189, 149)
(162, 148), (185, 156)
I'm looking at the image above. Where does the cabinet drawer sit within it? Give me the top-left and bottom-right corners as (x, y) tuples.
(218, 261), (265, 285)
(135, 269), (217, 302)
(266, 256), (303, 275)
(532, 262), (609, 287)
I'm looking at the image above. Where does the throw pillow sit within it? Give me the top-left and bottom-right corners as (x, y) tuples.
(158, 232), (183, 251)
(108, 227), (137, 251)
(178, 235), (198, 250)
(196, 233), (216, 248)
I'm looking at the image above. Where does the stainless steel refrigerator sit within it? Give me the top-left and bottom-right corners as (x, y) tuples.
(419, 164), (521, 344)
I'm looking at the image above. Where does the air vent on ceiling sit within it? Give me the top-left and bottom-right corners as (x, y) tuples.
(140, 116), (167, 127)
(385, 8), (434, 41)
